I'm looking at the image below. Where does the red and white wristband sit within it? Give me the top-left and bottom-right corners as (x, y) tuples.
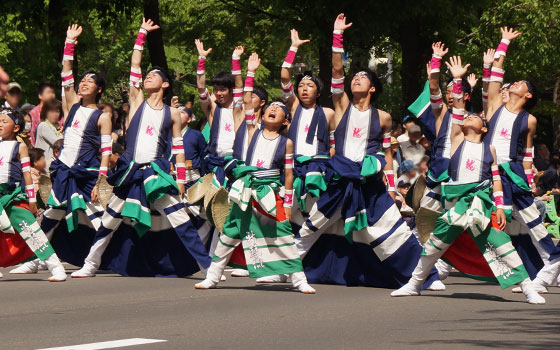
(99, 166), (108, 176)
(245, 109), (256, 125)
(525, 168), (535, 186)
(231, 55), (241, 76)
(430, 54), (442, 74)
(491, 165), (501, 182)
(523, 147), (534, 162)
(490, 67), (504, 83)
(382, 132), (391, 149)
(482, 63), (491, 83)
(452, 78), (463, 99)
(452, 108), (465, 125)
(384, 170), (395, 192)
(282, 46), (298, 68)
(134, 28), (148, 51)
(233, 88), (243, 103)
(281, 81), (294, 100)
(197, 55), (206, 75)
(199, 88), (210, 104)
(430, 90), (443, 109)
(172, 137), (185, 155)
(332, 30), (344, 53)
(494, 190), (504, 209)
(331, 77), (345, 95)
(21, 157), (31, 173)
(101, 135), (112, 157)
(244, 71), (255, 92)
(283, 189), (294, 208)
(482, 89), (488, 103)
(329, 130), (335, 149)
(26, 185), (37, 203)
(285, 153), (294, 170)
(494, 39), (510, 59)
(176, 163), (187, 184)
(63, 38), (75, 62)
(130, 66), (142, 88)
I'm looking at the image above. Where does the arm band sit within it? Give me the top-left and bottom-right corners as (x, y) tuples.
(382, 132), (391, 149)
(283, 189), (294, 208)
(451, 108), (465, 125)
(482, 90), (488, 102)
(281, 81), (294, 100)
(523, 147), (534, 162)
(490, 67), (505, 83)
(130, 66), (142, 88)
(99, 166), (108, 176)
(525, 168), (534, 186)
(244, 71), (255, 92)
(134, 28), (147, 51)
(245, 109), (256, 125)
(172, 137), (184, 155)
(384, 170), (396, 192)
(198, 88), (210, 104)
(331, 77), (345, 95)
(176, 163), (186, 183)
(101, 135), (112, 157)
(26, 185), (36, 203)
(329, 130), (335, 149)
(231, 55), (241, 75)
(63, 38), (75, 62)
(233, 88), (243, 103)
(21, 157), (31, 173)
(285, 153), (294, 169)
(491, 165), (501, 182)
(282, 46), (298, 68)
(430, 54), (442, 74)
(197, 56), (206, 75)
(430, 91), (443, 109)
(494, 190), (504, 209)
(61, 70), (74, 88)
(452, 79), (463, 99)
(494, 39), (510, 59)
(482, 63), (491, 82)
(332, 30), (344, 53)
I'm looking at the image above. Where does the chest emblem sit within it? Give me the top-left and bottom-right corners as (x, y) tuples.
(0, 156), (4, 166)
(352, 128), (362, 138)
(225, 123), (232, 132)
(500, 128), (510, 140)
(256, 159), (265, 168)
(465, 159), (476, 172)
(304, 124), (310, 132)
(72, 120), (80, 129)
(145, 125), (154, 136)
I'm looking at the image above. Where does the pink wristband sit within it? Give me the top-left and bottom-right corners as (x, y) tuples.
(232, 56), (241, 75)
(453, 80), (462, 95)
(26, 185), (36, 202)
(134, 29), (147, 51)
(430, 55), (442, 73)
(197, 56), (206, 75)
(332, 30), (344, 52)
(384, 171), (395, 188)
(244, 74), (255, 90)
(176, 163), (186, 182)
(99, 167), (108, 176)
(283, 189), (294, 208)
(63, 40), (75, 61)
(283, 47), (297, 67)
(494, 39), (510, 58)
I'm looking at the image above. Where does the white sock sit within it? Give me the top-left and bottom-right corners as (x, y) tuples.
(521, 279), (546, 304)
(194, 279), (218, 289)
(391, 281), (421, 297)
(427, 280), (446, 291)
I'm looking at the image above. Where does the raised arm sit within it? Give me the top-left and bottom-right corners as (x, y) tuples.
(428, 42), (449, 128)
(61, 24), (83, 107)
(490, 145), (506, 230)
(240, 53), (260, 133)
(128, 18), (160, 126)
(481, 48), (495, 115)
(195, 39), (215, 123)
(231, 45), (245, 108)
(18, 144), (38, 215)
(487, 27), (521, 118)
(331, 13), (352, 116)
(281, 29), (310, 113)
(445, 56), (470, 154)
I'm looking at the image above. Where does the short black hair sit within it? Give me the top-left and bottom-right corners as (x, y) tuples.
(78, 70), (106, 102)
(11, 109), (26, 132)
(295, 72), (324, 97)
(29, 148), (45, 166)
(53, 139), (63, 154)
(524, 80), (538, 111)
(354, 68), (383, 102)
(37, 82), (55, 96)
(253, 85), (269, 105)
(112, 142), (124, 155)
(185, 94), (195, 103)
(211, 72), (235, 90)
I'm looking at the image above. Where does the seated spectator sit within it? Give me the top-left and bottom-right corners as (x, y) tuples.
(35, 99), (63, 169)
(534, 144), (552, 171)
(397, 159), (418, 185)
(29, 148), (47, 192)
(399, 124), (427, 165)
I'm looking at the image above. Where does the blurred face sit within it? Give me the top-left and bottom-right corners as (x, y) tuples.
(263, 103), (288, 129)
(78, 76), (101, 99)
(171, 96), (179, 108)
(213, 85), (232, 105)
(297, 79), (319, 106)
(391, 143), (399, 154)
(34, 156), (46, 171)
(537, 144), (550, 159)
(121, 102), (129, 113)
(250, 93), (265, 111)
(398, 186), (410, 197)
(39, 87), (56, 102)
(143, 71), (169, 92)
(403, 121), (414, 131)
(109, 153), (120, 169)
(409, 132), (421, 143)
(185, 101), (193, 109)
(407, 169), (417, 179)
(463, 113), (487, 134)
(102, 105), (113, 115)
(46, 109), (61, 124)
(6, 89), (22, 108)
(0, 114), (18, 139)
(350, 72), (374, 95)
(179, 109), (191, 128)
(418, 161), (428, 174)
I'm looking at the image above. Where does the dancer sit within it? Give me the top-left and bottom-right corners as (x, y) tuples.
(194, 53), (315, 293)
(10, 24), (112, 274)
(70, 18), (211, 277)
(0, 107), (67, 281)
(391, 56), (544, 304)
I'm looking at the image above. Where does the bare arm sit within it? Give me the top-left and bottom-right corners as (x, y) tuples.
(481, 49), (495, 116)
(380, 111), (396, 200)
(281, 29), (310, 113)
(62, 24), (82, 107)
(195, 39), (215, 124)
(239, 53), (260, 133)
(18, 144), (38, 215)
(331, 13), (352, 118)
(490, 145), (506, 229)
(324, 107), (336, 156)
(487, 27), (521, 118)
(128, 18), (160, 128)
(231, 45), (245, 108)
(171, 108), (186, 197)
(445, 56), (470, 155)
(523, 115), (537, 185)
(428, 42), (449, 131)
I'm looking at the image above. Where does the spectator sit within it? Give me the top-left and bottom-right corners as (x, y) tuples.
(534, 143), (551, 171)
(418, 155), (430, 177)
(29, 148), (47, 192)
(3, 82), (22, 110)
(397, 159), (418, 185)
(29, 82), (56, 146)
(16, 104), (34, 149)
(395, 181), (415, 228)
(110, 142), (124, 169)
(390, 136), (402, 177)
(397, 115), (417, 143)
(52, 139), (63, 160)
(170, 96), (180, 108)
(185, 95), (197, 122)
(35, 99), (63, 169)
(399, 124), (426, 165)
(391, 120), (403, 139)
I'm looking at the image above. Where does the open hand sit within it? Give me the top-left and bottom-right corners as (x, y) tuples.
(233, 45), (245, 58)
(500, 27), (521, 41)
(483, 48), (495, 65)
(141, 18), (160, 32)
(66, 24), (83, 41)
(195, 39), (212, 57)
(290, 29), (310, 47)
(432, 41), (449, 57)
(467, 73), (478, 89)
(247, 52), (261, 72)
(445, 56), (470, 79)
(334, 13), (352, 31)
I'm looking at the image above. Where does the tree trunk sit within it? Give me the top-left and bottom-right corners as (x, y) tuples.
(553, 76), (560, 150)
(47, 0), (70, 81)
(143, 0), (173, 103)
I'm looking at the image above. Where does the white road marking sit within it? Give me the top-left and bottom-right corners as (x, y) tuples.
(36, 338), (167, 350)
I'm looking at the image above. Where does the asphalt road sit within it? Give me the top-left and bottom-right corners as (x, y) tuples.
(1, 265), (559, 350)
